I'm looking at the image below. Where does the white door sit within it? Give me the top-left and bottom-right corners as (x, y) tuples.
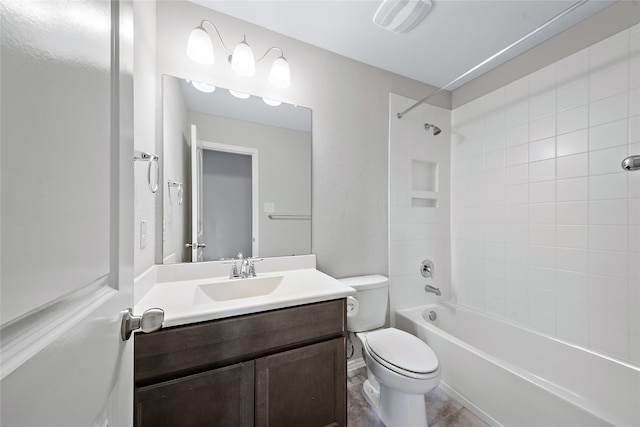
(1, 1), (135, 426)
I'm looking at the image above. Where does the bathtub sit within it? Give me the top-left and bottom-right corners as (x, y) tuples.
(395, 302), (640, 427)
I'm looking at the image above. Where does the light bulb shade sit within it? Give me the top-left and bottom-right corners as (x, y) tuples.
(229, 90), (250, 99)
(231, 40), (255, 76)
(191, 81), (216, 93)
(186, 26), (214, 65)
(263, 97), (282, 106)
(269, 56), (291, 88)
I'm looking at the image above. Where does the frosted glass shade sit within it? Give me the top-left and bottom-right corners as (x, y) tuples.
(231, 40), (255, 76)
(186, 26), (214, 65)
(191, 81), (216, 93)
(269, 56), (290, 88)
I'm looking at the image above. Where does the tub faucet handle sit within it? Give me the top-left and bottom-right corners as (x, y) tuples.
(421, 259), (434, 278)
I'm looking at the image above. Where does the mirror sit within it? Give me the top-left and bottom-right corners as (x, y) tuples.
(162, 75), (312, 263)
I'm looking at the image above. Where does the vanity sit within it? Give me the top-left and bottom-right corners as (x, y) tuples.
(133, 255), (355, 426)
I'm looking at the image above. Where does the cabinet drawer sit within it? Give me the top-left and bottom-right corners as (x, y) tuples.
(135, 299), (346, 385)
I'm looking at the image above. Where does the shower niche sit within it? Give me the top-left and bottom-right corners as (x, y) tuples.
(411, 159), (438, 208)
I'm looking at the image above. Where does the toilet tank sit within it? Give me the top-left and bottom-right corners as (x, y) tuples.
(338, 275), (389, 332)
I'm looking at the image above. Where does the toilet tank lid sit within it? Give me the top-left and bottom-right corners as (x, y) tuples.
(338, 274), (388, 290)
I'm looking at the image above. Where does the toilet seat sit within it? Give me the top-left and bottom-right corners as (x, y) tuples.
(363, 328), (439, 379)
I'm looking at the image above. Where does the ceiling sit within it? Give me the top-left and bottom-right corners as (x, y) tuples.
(190, 0), (614, 90)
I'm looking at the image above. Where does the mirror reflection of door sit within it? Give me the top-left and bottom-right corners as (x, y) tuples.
(202, 149), (252, 261)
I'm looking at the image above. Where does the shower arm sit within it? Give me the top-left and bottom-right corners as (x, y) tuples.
(397, 0), (588, 119)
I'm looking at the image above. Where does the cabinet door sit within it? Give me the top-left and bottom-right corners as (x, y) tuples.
(135, 361), (254, 427)
(256, 338), (346, 427)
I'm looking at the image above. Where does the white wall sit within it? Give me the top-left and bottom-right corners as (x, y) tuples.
(162, 76), (190, 263)
(451, 24), (640, 364)
(389, 94), (452, 318)
(133, 0), (157, 276)
(153, 0), (447, 279)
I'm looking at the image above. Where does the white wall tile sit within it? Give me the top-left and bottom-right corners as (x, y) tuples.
(505, 123), (528, 147)
(589, 173), (628, 200)
(589, 65), (629, 102)
(530, 115), (556, 141)
(557, 202), (588, 225)
(589, 119), (629, 151)
(589, 250), (628, 279)
(557, 105), (588, 135)
(590, 225), (628, 252)
(529, 137), (556, 162)
(530, 158), (556, 182)
(557, 129), (588, 157)
(557, 225), (588, 249)
(450, 26), (637, 363)
(556, 247), (588, 273)
(557, 79), (588, 112)
(557, 292), (588, 320)
(530, 202), (557, 224)
(530, 225), (556, 246)
(590, 146), (631, 176)
(589, 199), (628, 225)
(557, 152), (588, 179)
(506, 144), (529, 166)
(590, 93), (629, 127)
(506, 164), (528, 185)
(530, 92), (556, 120)
(556, 270), (588, 296)
(557, 177), (588, 202)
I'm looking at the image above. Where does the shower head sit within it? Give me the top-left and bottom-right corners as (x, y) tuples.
(424, 123), (441, 135)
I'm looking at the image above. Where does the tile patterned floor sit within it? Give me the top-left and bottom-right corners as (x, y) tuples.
(347, 367), (489, 427)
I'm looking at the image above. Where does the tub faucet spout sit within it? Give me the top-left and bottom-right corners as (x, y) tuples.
(424, 284), (441, 296)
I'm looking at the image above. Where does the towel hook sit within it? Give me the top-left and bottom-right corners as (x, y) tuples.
(168, 180), (184, 205)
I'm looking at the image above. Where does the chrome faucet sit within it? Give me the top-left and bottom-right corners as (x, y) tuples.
(424, 284), (441, 296)
(228, 252), (262, 279)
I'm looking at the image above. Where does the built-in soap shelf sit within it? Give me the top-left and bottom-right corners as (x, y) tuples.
(411, 159), (438, 208)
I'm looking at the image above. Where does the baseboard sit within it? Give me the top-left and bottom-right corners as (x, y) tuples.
(347, 357), (366, 372)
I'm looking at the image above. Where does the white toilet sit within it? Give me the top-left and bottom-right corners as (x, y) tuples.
(340, 275), (440, 427)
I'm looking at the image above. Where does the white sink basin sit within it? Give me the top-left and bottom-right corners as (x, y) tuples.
(194, 276), (284, 303)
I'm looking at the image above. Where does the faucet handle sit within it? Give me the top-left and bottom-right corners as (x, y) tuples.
(229, 262), (240, 279)
(247, 258), (263, 277)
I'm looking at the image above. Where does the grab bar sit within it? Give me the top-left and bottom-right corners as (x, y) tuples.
(134, 151), (159, 193)
(268, 214), (311, 220)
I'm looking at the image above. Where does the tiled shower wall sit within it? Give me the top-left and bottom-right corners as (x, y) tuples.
(389, 94), (452, 318)
(451, 24), (640, 364)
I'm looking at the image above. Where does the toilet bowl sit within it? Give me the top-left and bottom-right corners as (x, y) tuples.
(357, 328), (441, 427)
(339, 275), (441, 427)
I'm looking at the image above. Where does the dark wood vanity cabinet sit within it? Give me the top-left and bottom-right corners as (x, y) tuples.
(134, 299), (347, 427)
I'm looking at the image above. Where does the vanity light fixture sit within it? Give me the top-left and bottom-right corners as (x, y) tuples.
(263, 98), (281, 107)
(229, 89), (250, 99)
(189, 80), (216, 93)
(186, 19), (291, 88)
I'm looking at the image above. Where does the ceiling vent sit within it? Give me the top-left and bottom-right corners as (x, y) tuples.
(373, 0), (433, 34)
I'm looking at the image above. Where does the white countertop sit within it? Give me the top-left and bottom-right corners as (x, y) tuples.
(134, 256), (355, 328)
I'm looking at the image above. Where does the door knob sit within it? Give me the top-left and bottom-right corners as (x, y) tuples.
(120, 308), (164, 341)
(185, 242), (206, 248)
